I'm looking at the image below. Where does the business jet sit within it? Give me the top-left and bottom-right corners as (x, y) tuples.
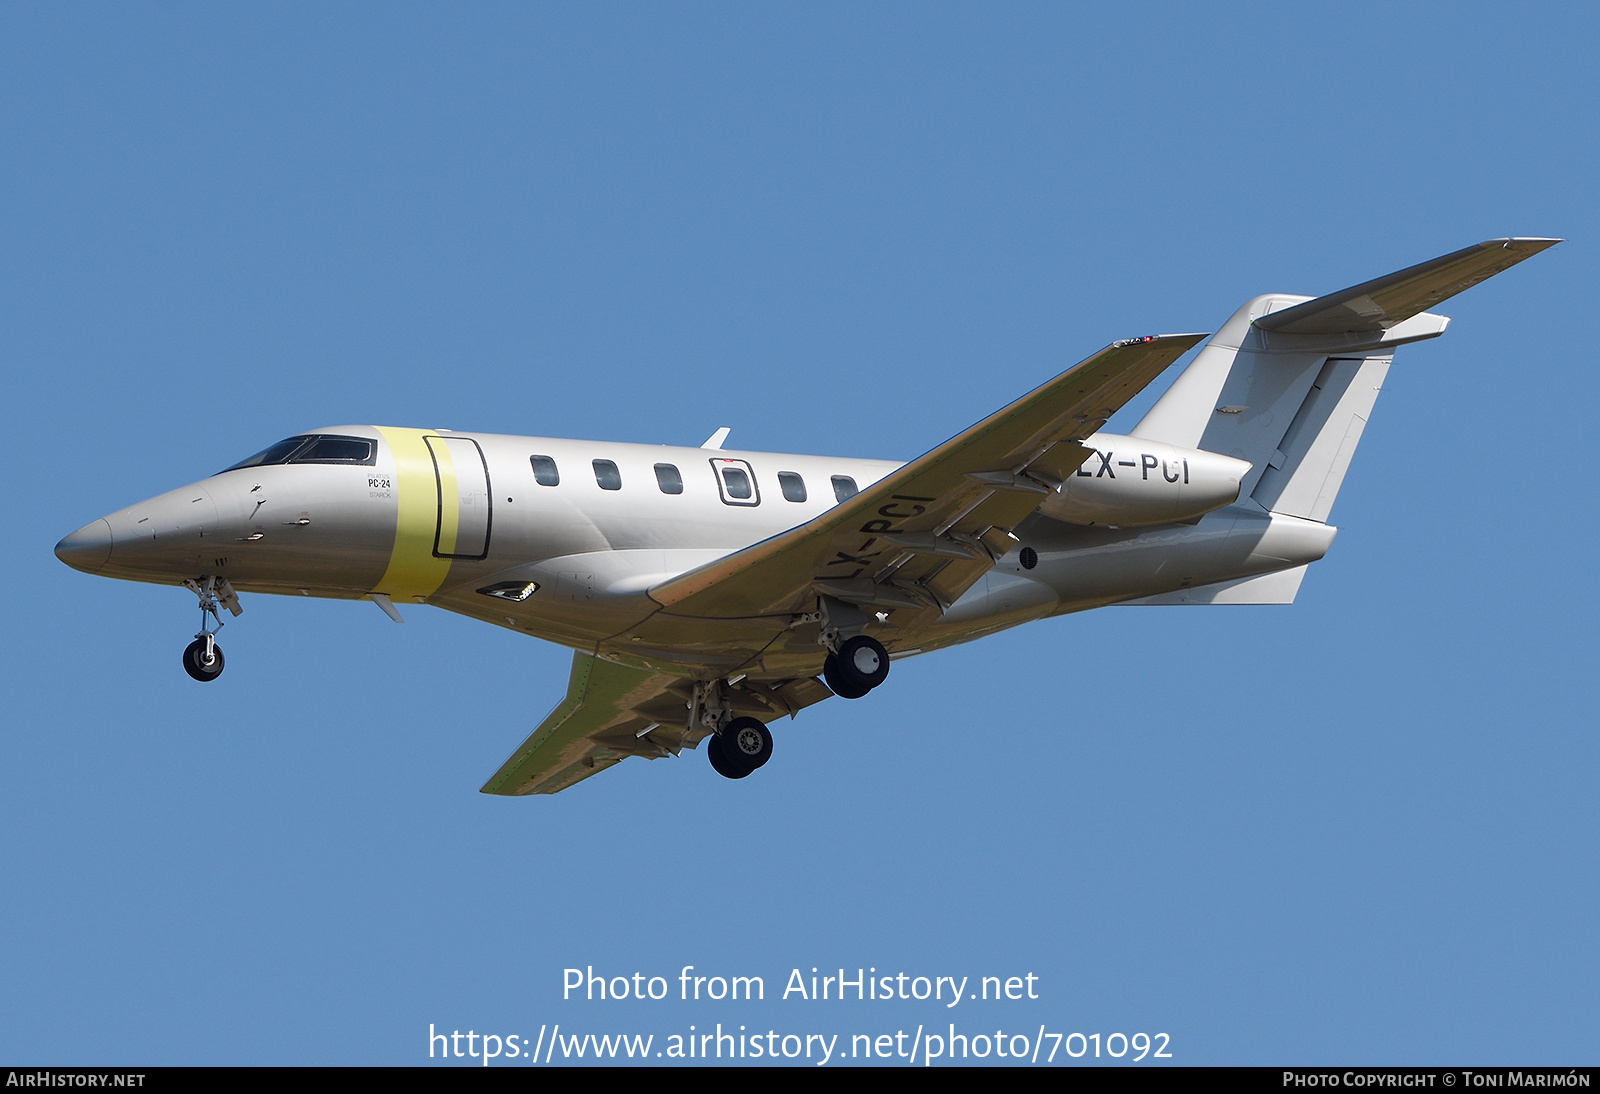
(54, 239), (1556, 794)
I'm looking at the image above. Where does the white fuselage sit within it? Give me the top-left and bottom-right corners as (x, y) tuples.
(56, 424), (1327, 681)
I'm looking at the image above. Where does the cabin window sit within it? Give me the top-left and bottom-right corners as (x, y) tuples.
(778, 472), (807, 502)
(530, 455), (560, 486)
(593, 459), (622, 491)
(831, 475), (858, 502)
(654, 463), (683, 494)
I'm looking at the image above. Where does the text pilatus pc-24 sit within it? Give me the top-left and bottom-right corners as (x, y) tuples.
(55, 239), (1558, 793)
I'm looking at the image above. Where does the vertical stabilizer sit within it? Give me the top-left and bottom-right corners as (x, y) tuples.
(1129, 293), (1358, 501)
(1131, 238), (1558, 522)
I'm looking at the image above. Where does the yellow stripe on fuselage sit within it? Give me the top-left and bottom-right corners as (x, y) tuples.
(372, 426), (452, 601)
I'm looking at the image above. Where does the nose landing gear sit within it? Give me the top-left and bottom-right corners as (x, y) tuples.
(180, 577), (241, 682)
(182, 637), (225, 682)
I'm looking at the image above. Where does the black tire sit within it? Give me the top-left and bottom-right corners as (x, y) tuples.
(835, 635), (889, 691)
(706, 732), (752, 779)
(722, 716), (772, 770)
(182, 639), (225, 682)
(823, 654), (871, 699)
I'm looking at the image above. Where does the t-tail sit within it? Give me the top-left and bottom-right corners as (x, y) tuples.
(1120, 238), (1558, 605)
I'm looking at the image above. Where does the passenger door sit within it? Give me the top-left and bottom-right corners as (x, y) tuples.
(425, 435), (492, 559)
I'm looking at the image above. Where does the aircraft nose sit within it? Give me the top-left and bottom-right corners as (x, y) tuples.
(55, 519), (113, 573)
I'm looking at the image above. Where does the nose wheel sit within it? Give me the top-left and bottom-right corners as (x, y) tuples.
(180, 576), (241, 682)
(183, 637), (225, 682)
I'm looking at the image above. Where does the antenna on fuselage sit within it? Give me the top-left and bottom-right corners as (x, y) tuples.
(701, 427), (731, 450)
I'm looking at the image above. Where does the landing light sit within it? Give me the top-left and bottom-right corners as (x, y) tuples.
(478, 581), (539, 603)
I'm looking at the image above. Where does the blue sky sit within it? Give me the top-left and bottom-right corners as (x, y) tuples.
(3, 3), (1595, 1065)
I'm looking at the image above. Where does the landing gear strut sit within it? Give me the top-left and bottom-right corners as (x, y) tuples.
(180, 577), (241, 683)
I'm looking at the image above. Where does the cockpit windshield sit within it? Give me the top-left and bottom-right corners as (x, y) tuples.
(219, 435), (376, 473)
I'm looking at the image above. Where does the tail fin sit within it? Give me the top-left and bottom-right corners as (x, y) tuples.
(1132, 238), (1557, 520)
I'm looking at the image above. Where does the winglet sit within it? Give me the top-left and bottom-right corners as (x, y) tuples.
(1254, 238), (1560, 336)
(701, 427), (731, 450)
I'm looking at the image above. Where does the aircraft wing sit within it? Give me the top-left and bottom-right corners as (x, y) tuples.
(648, 333), (1207, 624)
(481, 651), (832, 795)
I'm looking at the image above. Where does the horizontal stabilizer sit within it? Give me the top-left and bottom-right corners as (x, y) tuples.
(1132, 237), (1559, 506)
(1254, 238), (1559, 336)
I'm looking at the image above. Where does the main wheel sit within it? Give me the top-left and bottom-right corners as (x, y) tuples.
(182, 639), (225, 682)
(722, 716), (772, 770)
(823, 654), (871, 699)
(835, 635), (889, 691)
(706, 732), (752, 779)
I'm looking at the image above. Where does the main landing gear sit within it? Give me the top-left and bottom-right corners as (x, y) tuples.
(693, 681), (777, 781)
(823, 634), (890, 699)
(812, 596), (891, 700)
(180, 577), (241, 683)
(706, 716), (774, 780)
(696, 606), (891, 780)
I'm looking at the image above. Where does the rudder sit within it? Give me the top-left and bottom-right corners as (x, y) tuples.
(1251, 354), (1389, 522)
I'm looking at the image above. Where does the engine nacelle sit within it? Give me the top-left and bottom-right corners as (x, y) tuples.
(1037, 434), (1251, 527)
